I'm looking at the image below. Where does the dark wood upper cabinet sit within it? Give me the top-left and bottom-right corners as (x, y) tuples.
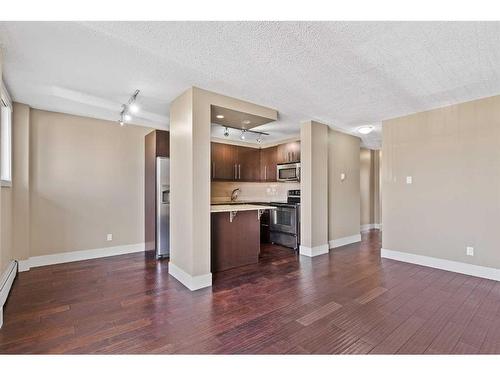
(237, 146), (261, 181)
(211, 142), (237, 180)
(260, 146), (278, 182)
(277, 141), (300, 164)
(210, 141), (298, 182)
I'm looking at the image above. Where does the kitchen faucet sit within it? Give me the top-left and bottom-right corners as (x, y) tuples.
(230, 188), (241, 202)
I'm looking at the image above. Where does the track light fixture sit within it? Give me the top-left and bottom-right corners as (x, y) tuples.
(217, 124), (269, 143)
(118, 89), (140, 126)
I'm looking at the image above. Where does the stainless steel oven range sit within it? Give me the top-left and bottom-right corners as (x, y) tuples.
(269, 190), (300, 250)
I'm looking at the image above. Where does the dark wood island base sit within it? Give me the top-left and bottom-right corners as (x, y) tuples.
(211, 210), (261, 272)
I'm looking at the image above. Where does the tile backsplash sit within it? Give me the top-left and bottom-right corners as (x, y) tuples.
(211, 181), (300, 203)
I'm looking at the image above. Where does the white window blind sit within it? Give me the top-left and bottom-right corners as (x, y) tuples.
(1, 82), (13, 186)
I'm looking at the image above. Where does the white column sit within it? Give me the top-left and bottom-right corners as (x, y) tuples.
(169, 88), (212, 290)
(299, 121), (329, 257)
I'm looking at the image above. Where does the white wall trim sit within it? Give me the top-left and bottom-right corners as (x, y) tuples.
(381, 248), (500, 282)
(360, 224), (375, 232)
(299, 244), (329, 257)
(0, 260), (18, 328)
(17, 243), (146, 271)
(360, 223), (382, 232)
(168, 262), (212, 291)
(329, 234), (362, 249)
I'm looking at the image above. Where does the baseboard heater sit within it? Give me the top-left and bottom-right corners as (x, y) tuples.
(0, 260), (18, 328)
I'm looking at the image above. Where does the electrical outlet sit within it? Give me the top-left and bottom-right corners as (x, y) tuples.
(106, 234), (113, 241)
(406, 176), (413, 184)
(466, 246), (474, 256)
(340, 173), (346, 181)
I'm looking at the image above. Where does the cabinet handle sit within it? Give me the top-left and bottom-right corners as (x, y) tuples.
(238, 164), (241, 179)
(212, 162), (215, 179)
(264, 165), (267, 180)
(234, 164), (237, 180)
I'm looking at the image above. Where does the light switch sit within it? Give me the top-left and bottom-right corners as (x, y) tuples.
(106, 233), (113, 241)
(466, 246), (474, 256)
(406, 176), (412, 184)
(340, 173), (346, 181)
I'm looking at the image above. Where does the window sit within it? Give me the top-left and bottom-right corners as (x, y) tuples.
(0, 81), (12, 186)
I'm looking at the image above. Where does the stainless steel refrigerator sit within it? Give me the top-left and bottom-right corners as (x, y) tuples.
(156, 156), (170, 258)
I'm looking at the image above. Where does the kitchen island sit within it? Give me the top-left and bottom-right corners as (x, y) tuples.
(211, 204), (276, 272)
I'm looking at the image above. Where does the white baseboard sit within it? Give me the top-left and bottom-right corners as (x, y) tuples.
(0, 260), (18, 329)
(329, 234), (362, 249)
(299, 243), (329, 257)
(360, 224), (374, 232)
(360, 223), (382, 232)
(17, 243), (146, 271)
(168, 262), (212, 291)
(381, 248), (500, 282)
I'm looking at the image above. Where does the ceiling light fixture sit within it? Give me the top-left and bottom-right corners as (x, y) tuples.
(242, 120), (251, 125)
(358, 125), (374, 135)
(216, 115), (225, 119)
(224, 127), (229, 137)
(118, 89), (140, 126)
(240, 130), (246, 140)
(128, 102), (139, 114)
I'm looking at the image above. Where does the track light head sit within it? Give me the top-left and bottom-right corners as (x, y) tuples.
(224, 127), (229, 137)
(129, 103), (139, 114)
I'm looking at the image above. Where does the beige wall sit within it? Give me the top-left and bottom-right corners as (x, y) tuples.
(29, 109), (151, 257)
(12, 103), (30, 262)
(373, 150), (381, 225)
(382, 94), (500, 268)
(360, 148), (374, 225)
(360, 148), (381, 226)
(328, 129), (361, 240)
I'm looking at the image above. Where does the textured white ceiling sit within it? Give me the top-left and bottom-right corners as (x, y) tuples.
(1, 21), (500, 148)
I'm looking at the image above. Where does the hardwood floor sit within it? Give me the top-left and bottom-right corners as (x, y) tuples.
(2, 230), (500, 354)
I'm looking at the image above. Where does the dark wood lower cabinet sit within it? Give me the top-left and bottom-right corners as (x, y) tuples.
(211, 211), (261, 272)
(260, 210), (270, 243)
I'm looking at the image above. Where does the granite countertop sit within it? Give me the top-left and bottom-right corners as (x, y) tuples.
(210, 204), (277, 213)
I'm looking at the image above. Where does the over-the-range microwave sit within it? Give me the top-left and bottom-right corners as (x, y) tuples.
(277, 162), (300, 182)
